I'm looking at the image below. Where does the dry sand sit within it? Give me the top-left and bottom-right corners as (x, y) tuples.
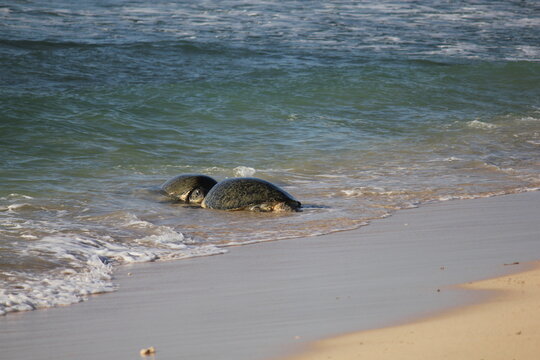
(279, 262), (540, 360)
(0, 191), (539, 360)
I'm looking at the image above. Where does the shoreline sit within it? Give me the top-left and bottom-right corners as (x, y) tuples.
(278, 261), (540, 360)
(0, 191), (539, 360)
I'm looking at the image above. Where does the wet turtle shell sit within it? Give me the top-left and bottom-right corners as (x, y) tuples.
(201, 177), (301, 212)
(160, 174), (217, 204)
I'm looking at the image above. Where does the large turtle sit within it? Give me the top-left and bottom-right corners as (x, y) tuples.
(160, 174), (217, 204)
(201, 177), (301, 212)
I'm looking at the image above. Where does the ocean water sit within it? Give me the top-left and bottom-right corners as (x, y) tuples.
(1, 0), (539, 315)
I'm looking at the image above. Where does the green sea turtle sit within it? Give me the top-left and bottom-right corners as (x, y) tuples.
(160, 174), (217, 204)
(201, 177), (301, 212)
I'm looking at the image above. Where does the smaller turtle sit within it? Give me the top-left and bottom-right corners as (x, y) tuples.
(201, 177), (301, 212)
(160, 174), (217, 204)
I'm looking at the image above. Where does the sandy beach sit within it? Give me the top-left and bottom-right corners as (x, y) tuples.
(1, 191), (539, 360)
(279, 263), (540, 360)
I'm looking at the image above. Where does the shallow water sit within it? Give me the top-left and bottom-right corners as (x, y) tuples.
(1, 0), (539, 315)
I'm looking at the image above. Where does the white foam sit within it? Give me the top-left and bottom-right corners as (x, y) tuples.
(5, 203), (33, 211)
(341, 188), (372, 197)
(514, 17), (540, 27)
(0, 254), (115, 315)
(121, 7), (163, 15)
(122, 213), (155, 228)
(434, 43), (484, 58)
(1, 218), (226, 316)
(21, 234), (38, 239)
(1, 203), (44, 212)
(234, 166), (256, 177)
(467, 120), (498, 130)
(135, 229), (188, 250)
(443, 156), (463, 162)
(0, 193), (33, 200)
(287, 114), (299, 121)
(519, 116), (540, 122)
(341, 186), (407, 197)
(427, 157), (464, 163)
(6, 194), (33, 200)
(517, 45), (540, 59)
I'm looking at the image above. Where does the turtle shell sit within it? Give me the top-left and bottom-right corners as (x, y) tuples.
(160, 174), (217, 203)
(201, 177), (301, 211)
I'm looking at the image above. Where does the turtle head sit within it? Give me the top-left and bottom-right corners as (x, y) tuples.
(188, 187), (207, 204)
(270, 200), (302, 212)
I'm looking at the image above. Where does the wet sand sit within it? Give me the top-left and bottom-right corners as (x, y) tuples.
(0, 191), (539, 360)
(279, 263), (540, 360)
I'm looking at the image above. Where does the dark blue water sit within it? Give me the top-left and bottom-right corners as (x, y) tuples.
(1, 0), (539, 315)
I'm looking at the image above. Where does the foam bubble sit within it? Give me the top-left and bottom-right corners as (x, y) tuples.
(5, 203), (33, 212)
(519, 116), (540, 122)
(135, 229), (187, 250)
(234, 166), (256, 177)
(517, 45), (540, 58)
(0, 252), (114, 315)
(341, 187), (408, 197)
(467, 120), (498, 130)
(0, 218), (227, 316)
(443, 157), (463, 162)
(431, 43), (485, 58)
(8, 194), (34, 199)
(21, 234), (38, 239)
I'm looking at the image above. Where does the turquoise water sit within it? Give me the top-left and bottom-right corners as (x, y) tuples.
(1, 0), (539, 315)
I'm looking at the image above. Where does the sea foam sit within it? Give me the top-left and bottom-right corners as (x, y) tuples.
(234, 166), (256, 177)
(0, 212), (226, 316)
(467, 120), (498, 130)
